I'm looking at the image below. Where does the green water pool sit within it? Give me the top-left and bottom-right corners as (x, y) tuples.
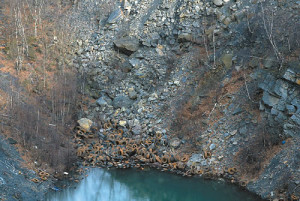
(48, 168), (263, 201)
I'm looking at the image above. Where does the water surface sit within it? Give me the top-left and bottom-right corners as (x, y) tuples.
(48, 168), (263, 201)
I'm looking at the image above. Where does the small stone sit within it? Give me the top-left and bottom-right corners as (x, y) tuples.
(129, 58), (140, 67)
(178, 33), (193, 42)
(263, 57), (276, 69)
(107, 7), (123, 24)
(223, 17), (231, 26)
(221, 54), (233, 68)
(170, 138), (181, 149)
(113, 95), (132, 109)
(96, 97), (107, 107)
(231, 130), (237, 136)
(188, 154), (203, 164)
(77, 40), (83, 47)
(213, 0), (223, 7)
(155, 47), (164, 56)
(239, 126), (247, 135)
(129, 91), (138, 100)
(291, 114), (300, 126)
(283, 67), (300, 83)
(174, 80), (180, 86)
(209, 143), (216, 150)
(114, 36), (140, 55)
(286, 105), (296, 114)
(77, 118), (93, 132)
(119, 120), (127, 127)
(271, 108), (279, 115)
(132, 125), (142, 135)
(232, 107), (243, 115)
(148, 93), (158, 101)
(262, 92), (280, 107)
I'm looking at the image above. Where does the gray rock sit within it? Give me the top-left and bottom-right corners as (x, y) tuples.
(286, 105), (296, 114)
(239, 126), (247, 135)
(192, 21), (200, 28)
(291, 99), (300, 113)
(258, 74), (276, 92)
(259, 102), (266, 111)
(107, 7), (123, 24)
(213, 0), (223, 7)
(129, 58), (140, 67)
(132, 124), (142, 135)
(273, 80), (288, 99)
(263, 57), (276, 69)
(271, 108), (279, 116)
(0, 177), (6, 185)
(134, 52), (144, 59)
(178, 33), (193, 42)
(112, 95), (133, 108)
(262, 92), (280, 107)
(275, 112), (287, 121)
(232, 107), (243, 115)
(129, 91), (138, 100)
(96, 97), (107, 107)
(275, 100), (286, 111)
(291, 114), (300, 126)
(170, 138), (181, 149)
(188, 153), (203, 164)
(249, 58), (259, 68)
(209, 143), (216, 150)
(284, 123), (298, 137)
(283, 68), (299, 83)
(221, 54), (233, 69)
(149, 32), (160, 43)
(114, 36), (140, 55)
(120, 60), (133, 72)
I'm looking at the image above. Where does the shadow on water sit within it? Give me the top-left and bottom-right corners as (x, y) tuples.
(48, 168), (264, 201)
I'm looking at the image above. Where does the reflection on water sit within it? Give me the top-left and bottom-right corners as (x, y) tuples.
(48, 168), (263, 201)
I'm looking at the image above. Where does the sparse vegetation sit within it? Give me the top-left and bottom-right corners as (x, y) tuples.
(0, 0), (78, 173)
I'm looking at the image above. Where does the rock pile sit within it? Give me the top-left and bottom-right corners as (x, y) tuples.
(69, 0), (300, 200)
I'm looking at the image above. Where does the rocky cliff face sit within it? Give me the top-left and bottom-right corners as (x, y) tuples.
(71, 0), (299, 200)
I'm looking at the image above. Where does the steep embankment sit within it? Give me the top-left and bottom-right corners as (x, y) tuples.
(0, 1), (77, 200)
(71, 0), (299, 200)
(0, 2), (49, 200)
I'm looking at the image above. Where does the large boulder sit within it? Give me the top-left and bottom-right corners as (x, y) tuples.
(114, 36), (140, 55)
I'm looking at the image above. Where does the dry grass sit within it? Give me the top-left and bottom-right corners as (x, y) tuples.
(235, 121), (283, 180)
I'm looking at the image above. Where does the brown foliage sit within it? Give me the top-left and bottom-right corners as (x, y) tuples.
(236, 122), (281, 179)
(0, 0), (81, 172)
(9, 72), (77, 172)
